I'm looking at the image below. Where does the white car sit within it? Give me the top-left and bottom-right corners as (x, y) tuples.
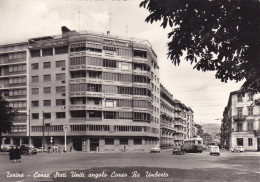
(229, 146), (245, 152)
(209, 146), (220, 156)
(150, 146), (161, 153)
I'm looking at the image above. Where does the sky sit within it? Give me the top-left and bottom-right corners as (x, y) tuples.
(0, 0), (243, 124)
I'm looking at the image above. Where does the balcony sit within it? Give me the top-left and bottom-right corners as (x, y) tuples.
(70, 105), (86, 110)
(133, 70), (152, 80)
(0, 58), (26, 65)
(253, 130), (260, 136)
(233, 115), (246, 122)
(29, 38), (69, 48)
(70, 64), (86, 71)
(133, 58), (152, 67)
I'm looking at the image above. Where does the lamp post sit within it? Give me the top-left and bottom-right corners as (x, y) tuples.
(63, 124), (67, 152)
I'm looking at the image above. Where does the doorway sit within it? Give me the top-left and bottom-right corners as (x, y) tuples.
(73, 138), (82, 151)
(90, 138), (99, 151)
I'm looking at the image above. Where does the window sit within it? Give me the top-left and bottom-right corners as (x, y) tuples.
(247, 122), (253, 131)
(55, 46), (68, 55)
(56, 99), (65, 106)
(70, 56), (86, 66)
(237, 138), (243, 146)
(32, 113), (39, 119)
(104, 112), (117, 119)
(89, 111), (102, 118)
(56, 86), (65, 93)
(116, 48), (132, 57)
(30, 49), (40, 57)
(56, 73), (65, 81)
(56, 112), (66, 118)
(43, 100), (51, 106)
(31, 88), (39, 95)
(42, 48), (53, 56)
(237, 107), (243, 116)
(105, 138), (114, 145)
(248, 138), (253, 146)
(31, 76), (39, 82)
(56, 60), (65, 67)
(43, 62), (51, 69)
(31, 63), (39, 70)
(70, 110), (86, 118)
(103, 59), (117, 68)
(120, 138), (128, 145)
(248, 94), (254, 101)
(237, 123), (243, 131)
(43, 113), (51, 119)
(43, 87), (51, 94)
(237, 95), (243, 102)
(32, 101), (39, 107)
(105, 99), (116, 107)
(121, 62), (130, 70)
(133, 138), (142, 145)
(70, 43), (86, 52)
(43, 74), (51, 82)
(87, 84), (101, 92)
(134, 50), (147, 58)
(248, 107), (253, 116)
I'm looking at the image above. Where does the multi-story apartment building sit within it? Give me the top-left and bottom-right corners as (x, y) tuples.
(160, 84), (195, 148)
(0, 42), (29, 146)
(0, 26), (160, 152)
(222, 91), (260, 151)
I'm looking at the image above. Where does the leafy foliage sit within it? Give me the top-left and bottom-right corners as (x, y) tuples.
(0, 96), (17, 149)
(140, 0), (260, 93)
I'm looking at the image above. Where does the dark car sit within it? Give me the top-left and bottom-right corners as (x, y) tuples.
(20, 145), (37, 155)
(173, 145), (185, 155)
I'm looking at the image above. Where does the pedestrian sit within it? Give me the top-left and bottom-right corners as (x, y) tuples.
(14, 146), (21, 163)
(124, 145), (126, 152)
(9, 146), (15, 163)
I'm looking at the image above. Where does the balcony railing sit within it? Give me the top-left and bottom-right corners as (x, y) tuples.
(233, 115), (246, 122)
(29, 39), (69, 48)
(253, 130), (260, 136)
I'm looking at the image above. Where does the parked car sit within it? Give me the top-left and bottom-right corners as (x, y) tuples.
(209, 145), (220, 156)
(0, 145), (18, 152)
(36, 147), (44, 153)
(150, 146), (161, 153)
(172, 145), (185, 155)
(20, 145), (37, 155)
(229, 146), (245, 152)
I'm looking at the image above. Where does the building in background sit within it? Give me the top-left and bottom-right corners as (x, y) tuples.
(222, 91), (260, 151)
(0, 26), (160, 152)
(160, 84), (195, 148)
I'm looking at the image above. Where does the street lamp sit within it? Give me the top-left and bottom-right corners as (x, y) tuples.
(63, 124), (68, 152)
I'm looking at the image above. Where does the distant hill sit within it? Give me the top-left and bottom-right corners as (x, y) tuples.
(201, 123), (221, 137)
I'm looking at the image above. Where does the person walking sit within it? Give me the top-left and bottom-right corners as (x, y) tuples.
(9, 146), (15, 163)
(14, 146), (21, 162)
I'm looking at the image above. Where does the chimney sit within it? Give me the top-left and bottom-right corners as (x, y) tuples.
(107, 31), (110, 36)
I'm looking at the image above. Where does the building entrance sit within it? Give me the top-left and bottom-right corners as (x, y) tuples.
(33, 138), (42, 148)
(73, 138), (82, 151)
(90, 138), (99, 151)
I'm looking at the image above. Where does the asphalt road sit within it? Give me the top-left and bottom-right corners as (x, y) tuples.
(0, 149), (259, 182)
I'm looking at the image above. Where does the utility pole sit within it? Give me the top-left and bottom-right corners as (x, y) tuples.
(42, 111), (45, 152)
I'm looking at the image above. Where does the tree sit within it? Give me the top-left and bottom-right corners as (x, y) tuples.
(140, 0), (260, 94)
(0, 96), (17, 150)
(194, 123), (203, 136)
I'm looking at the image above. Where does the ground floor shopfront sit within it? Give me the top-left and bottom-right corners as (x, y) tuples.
(1, 136), (159, 152)
(230, 132), (260, 151)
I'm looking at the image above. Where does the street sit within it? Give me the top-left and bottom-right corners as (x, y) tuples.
(0, 149), (259, 182)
